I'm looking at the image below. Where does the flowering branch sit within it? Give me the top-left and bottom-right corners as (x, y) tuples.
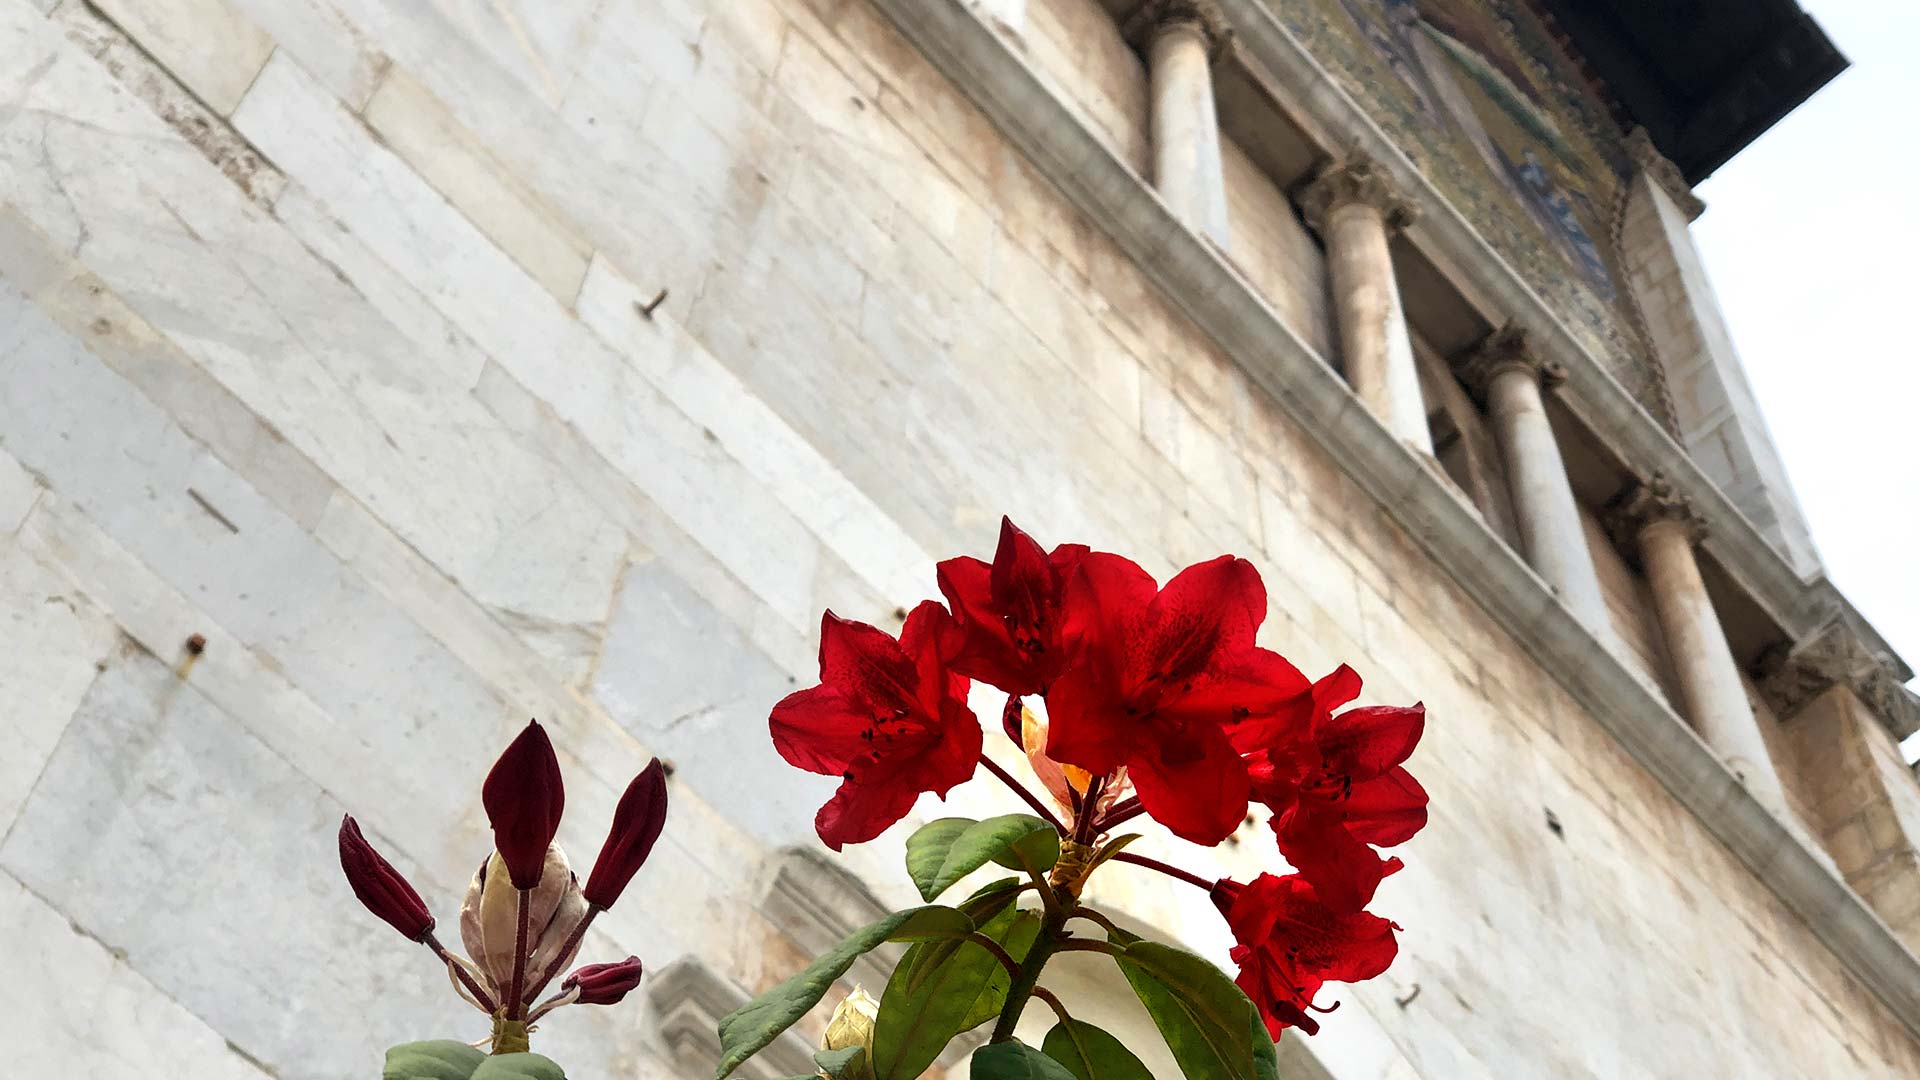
(1111, 851), (1214, 892)
(979, 754), (1066, 834)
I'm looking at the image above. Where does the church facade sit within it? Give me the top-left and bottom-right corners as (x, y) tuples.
(3, 0), (1918, 1075)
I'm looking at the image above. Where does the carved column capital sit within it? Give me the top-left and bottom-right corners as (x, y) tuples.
(1295, 154), (1417, 234)
(1124, 0), (1232, 57)
(1451, 324), (1567, 405)
(1756, 619), (1920, 736)
(1625, 126), (1706, 222)
(1604, 472), (1706, 549)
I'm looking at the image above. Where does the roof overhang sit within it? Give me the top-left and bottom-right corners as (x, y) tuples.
(1535, 0), (1848, 183)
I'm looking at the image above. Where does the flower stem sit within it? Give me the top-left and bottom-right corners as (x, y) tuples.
(1111, 851), (1214, 892)
(507, 888), (531, 1022)
(980, 754), (1065, 834)
(1030, 986), (1074, 1025)
(423, 931), (498, 1014)
(1093, 796), (1144, 832)
(523, 904), (602, 1004)
(990, 902), (1070, 1043)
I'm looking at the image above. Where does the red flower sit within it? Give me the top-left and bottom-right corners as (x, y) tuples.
(770, 602), (983, 851)
(1211, 873), (1399, 1038)
(1044, 553), (1309, 844)
(583, 760), (669, 909)
(936, 516), (1089, 697)
(482, 720), (567, 889)
(564, 956), (645, 1005)
(1237, 665), (1427, 912)
(338, 815), (434, 940)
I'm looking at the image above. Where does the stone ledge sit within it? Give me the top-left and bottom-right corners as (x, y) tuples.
(863, 0), (1920, 1045)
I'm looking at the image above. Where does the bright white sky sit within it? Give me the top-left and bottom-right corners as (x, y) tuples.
(1688, 0), (1920, 752)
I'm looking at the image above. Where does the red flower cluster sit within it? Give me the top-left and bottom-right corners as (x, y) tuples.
(338, 721), (668, 1044)
(769, 517), (1428, 1035)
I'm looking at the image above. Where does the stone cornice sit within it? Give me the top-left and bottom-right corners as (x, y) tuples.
(1758, 619), (1920, 736)
(1295, 154), (1417, 233)
(1121, 1), (1232, 58)
(863, 0), (1920, 1042)
(1626, 126), (1708, 222)
(1451, 324), (1566, 406)
(647, 959), (817, 1078)
(1604, 472), (1708, 550)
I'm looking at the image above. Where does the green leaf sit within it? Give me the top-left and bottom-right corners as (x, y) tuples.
(471, 1054), (566, 1079)
(971, 1040), (1078, 1080)
(906, 815), (1060, 901)
(815, 1047), (869, 1079)
(1116, 941), (1258, 1080)
(1081, 833), (1143, 878)
(713, 906), (975, 1079)
(957, 876), (1026, 924)
(384, 1041), (486, 1080)
(1040, 1020), (1154, 1080)
(1251, 1009), (1279, 1080)
(874, 905), (1039, 1079)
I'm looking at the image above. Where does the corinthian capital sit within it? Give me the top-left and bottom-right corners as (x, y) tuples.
(1603, 472), (1706, 549)
(1124, 0), (1232, 55)
(1295, 154), (1416, 234)
(1451, 324), (1567, 405)
(1756, 619), (1920, 736)
(1625, 127), (1706, 221)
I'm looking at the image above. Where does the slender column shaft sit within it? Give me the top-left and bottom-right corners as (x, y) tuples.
(974, 0), (1026, 35)
(1459, 328), (1608, 632)
(1147, 17), (1229, 246)
(1299, 159), (1431, 454)
(1616, 481), (1788, 809)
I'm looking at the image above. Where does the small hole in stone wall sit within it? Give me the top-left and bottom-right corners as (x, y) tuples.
(659, 759), (678, 779)
(1544, 807), (1564, 839)
(892, 607), (908, 621)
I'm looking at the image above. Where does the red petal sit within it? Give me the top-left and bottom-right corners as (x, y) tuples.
(817, 611), (919, 714)
(1315, 703), (1425, 783)
(1058, 551), (1157, 664)
(1311, 664), (1363, 716)
(1128, 722), (1251, 845)
(769, 684), (868, 775)
(1042, 659), (1133, 776)
(1131, 556), (1267, 695)
(988, 517), (1054, 626)
(583, 760), (670, 909)
(1342, 767), (1429, 847)
(813, 766), (926, 851)
(482, 720), (567, 889)
(1273, 802), (1394, 913)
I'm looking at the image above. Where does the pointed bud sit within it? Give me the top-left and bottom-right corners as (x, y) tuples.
(582, 759), (669, 909)
(483, 720), (566, 889)
(563, 956), (644, 1005)
(821, 985), (879, 1054)
(338, 815), (434, 940)
(1209, 877), (1243, 920)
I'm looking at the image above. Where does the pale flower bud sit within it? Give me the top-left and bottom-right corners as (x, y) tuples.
(821, 985), (878, 1055)
(459, 844), (586, 998)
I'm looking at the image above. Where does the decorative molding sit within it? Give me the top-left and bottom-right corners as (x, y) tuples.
(1758, 620), (1920, 738)
(1451, 324), (1566, 406)
(1295, 154), (1417, 233)
(1625, 127), (1707, 222)
(1603, 472), (1707, 550)
(862, 0), (1920, 1045)
(647, 958), (818, 1079)
(1122, 0), (1232, 58)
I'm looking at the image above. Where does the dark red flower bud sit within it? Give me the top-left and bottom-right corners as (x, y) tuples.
(483, 720), (566, 889)
(338, 815), (434, 940)
(1209, 877), (1243, 919)
(564, 956), (644, 1005)
(583, 759), (669, 909)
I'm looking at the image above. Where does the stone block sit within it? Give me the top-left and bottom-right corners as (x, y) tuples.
(91, 0), (274, 115)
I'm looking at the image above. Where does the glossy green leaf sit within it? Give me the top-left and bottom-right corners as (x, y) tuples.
(383, 1041), (486, 1080)
(1040, 1020), (1154, 1080)
(712, 906), (975, 1079)
(1116, 941), (1258, 1080)
(906, 815), (1060, 900)
(1251, 1009), (1279, 1080)
(470, 1054), (566, 1079)
(815, 1047), (869, 1079)
(875, 905), (1040, 1079)
(903, 882), (1030, 998)
(958, 876), (1027, 923)
(971, 1040), (1078, 1080)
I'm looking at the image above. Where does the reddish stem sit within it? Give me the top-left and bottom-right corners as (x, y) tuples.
(523, 904), (601, 1004)
(980, 754), (1066, 834)
(423, 931), (498, 1014)
(1094, 797), (1144, 833)
(508, 888), (531, 1020)
(1111, 851), (1213, 892)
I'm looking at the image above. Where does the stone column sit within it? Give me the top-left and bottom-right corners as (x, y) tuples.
(973, 0), (1026, 36)
(1454, 326), (1608, 633)
(1139, 1), (1231, 246)
(1298, 157), (1431, 454)
(1608, 475), (1788, 808)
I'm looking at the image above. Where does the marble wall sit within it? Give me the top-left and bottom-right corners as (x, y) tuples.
(1, 0), (1915, 1077)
